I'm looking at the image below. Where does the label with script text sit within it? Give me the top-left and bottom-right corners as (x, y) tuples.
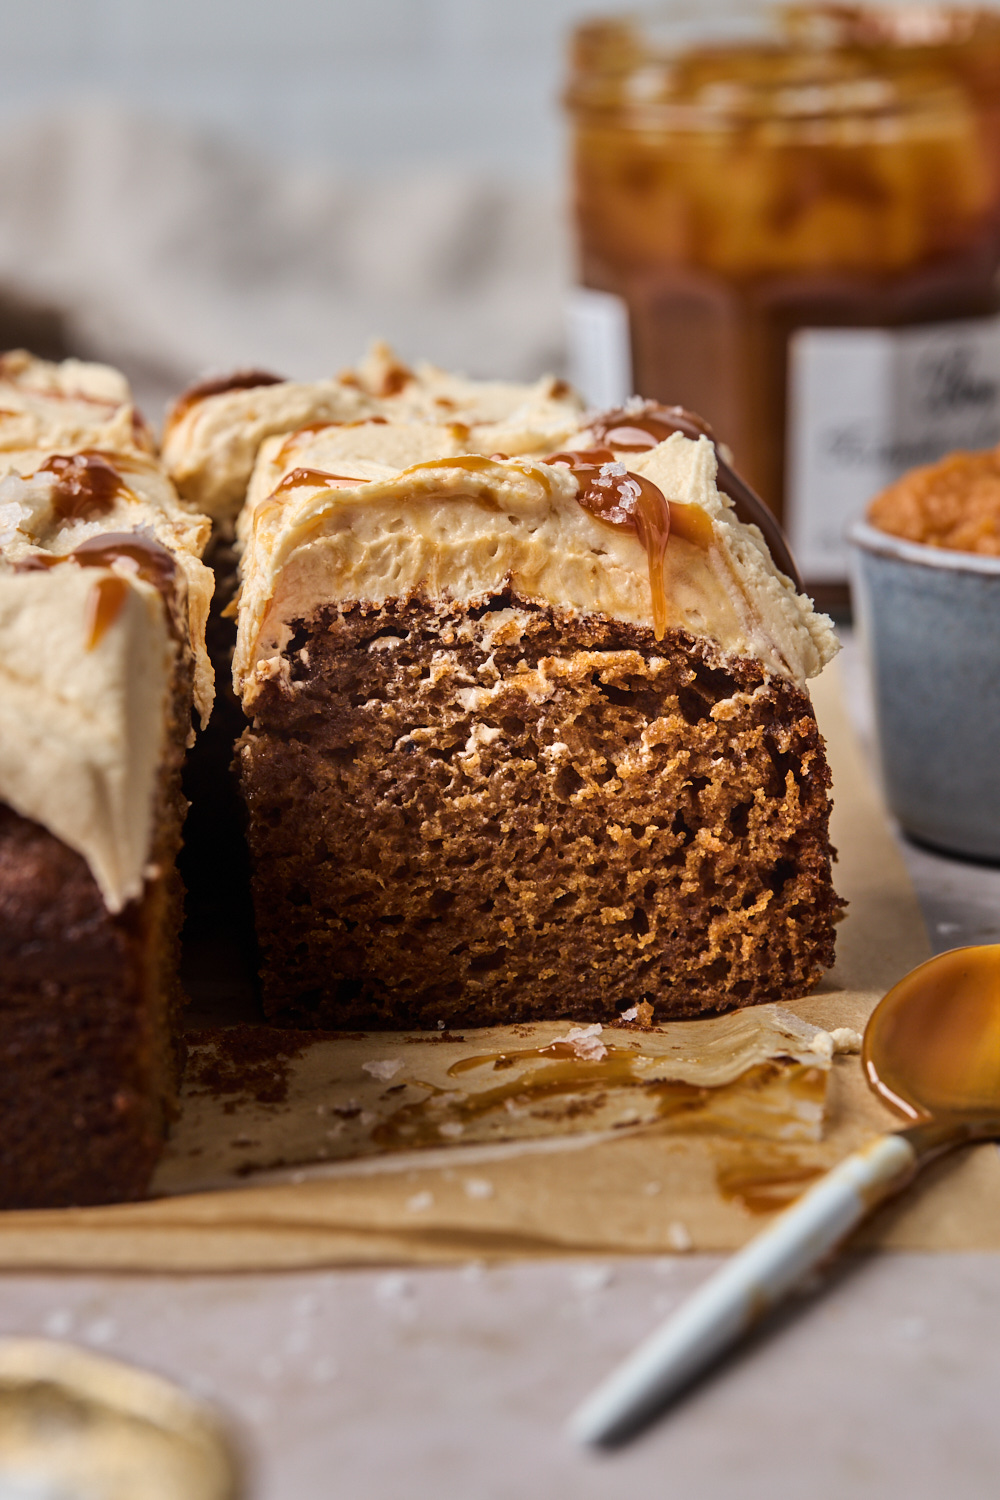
(786, 316), (1000, 581)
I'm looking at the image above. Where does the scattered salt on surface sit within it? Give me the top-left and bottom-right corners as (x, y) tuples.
(376, 1273), (414, 1303)
(563, 1023), (607, 1062)
(572, 1265), (614, 1294)
(406, 1190), (434, 1213)
(362, 1058), (404, 1082)
(83, 1319), (116, 1347)
(464, 1178), (495, 1200)
(667, 1221), (693, 1252)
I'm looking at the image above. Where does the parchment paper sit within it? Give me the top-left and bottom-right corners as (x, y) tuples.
(3, 660), (999, 1270)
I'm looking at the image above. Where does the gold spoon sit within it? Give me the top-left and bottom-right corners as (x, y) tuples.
(570, 945), (1000, 1446)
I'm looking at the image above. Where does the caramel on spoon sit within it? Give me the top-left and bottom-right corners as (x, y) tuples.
(570, 945), (1000, 1446)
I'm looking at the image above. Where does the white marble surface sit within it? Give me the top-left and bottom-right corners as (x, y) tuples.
(1, 626), (999, 1497)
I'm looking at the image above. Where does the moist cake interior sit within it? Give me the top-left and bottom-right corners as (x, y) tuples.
(239, 594), (840, 1028)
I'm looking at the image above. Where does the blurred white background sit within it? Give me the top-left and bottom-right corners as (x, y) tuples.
(0, 0), (598, 177)
(0, 0), (621, 412)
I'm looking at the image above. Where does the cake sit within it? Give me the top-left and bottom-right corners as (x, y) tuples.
(231, 397), (841, 1028)
(0, 354), (214, 1207)
(161, 345), (588, 997)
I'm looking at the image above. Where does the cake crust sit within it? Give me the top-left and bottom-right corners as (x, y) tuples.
(239, 596), (840, 1028)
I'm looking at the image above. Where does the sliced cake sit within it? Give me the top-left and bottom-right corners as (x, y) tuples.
(0, 355), (213, 1207)
(233, 411), (841, 1028)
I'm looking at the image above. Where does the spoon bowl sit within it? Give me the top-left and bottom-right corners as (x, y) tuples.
(864, 943), (1000, 1129)
(570, 943), (1000, 1445)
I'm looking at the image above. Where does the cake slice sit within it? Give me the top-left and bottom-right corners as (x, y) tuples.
(0, 357), (213, 1207)
(233, 413), (841, 1028)
(0, 349), (155, 460)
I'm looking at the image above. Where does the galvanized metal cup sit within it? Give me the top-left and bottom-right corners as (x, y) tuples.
(849, 521), (1000, 862)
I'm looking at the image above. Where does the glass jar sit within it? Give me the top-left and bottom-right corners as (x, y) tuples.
(565, 4), (1000, 603)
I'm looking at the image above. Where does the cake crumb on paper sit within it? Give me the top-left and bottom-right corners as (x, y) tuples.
(620, 1000), (655, 1027)
(808, 1026), (863, 1061)
(829, 1027), (863, 1053)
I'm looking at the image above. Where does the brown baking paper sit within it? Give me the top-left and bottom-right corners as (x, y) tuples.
(3, 660), (999, 1270)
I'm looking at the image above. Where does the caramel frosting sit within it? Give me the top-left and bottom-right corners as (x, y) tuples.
(0, 355), (216, 910)
(162, 340), (585, 523)
(235, 426), (838, 704)
(0, 563), (172, 912)
(0, 449), (214, 721)
(0, 350), (154, 458)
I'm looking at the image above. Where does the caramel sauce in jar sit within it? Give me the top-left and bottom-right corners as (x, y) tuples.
(566, 5), (1000, 603)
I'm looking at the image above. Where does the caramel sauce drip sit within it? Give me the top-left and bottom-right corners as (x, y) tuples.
(276, 416), (389, 466)
(863, 943), (1000, 1132)
(38, 451), (127, 522)
(715, 1147), (824, 1214)
(84, 574), (129, 649)
(377, 362), (413, 397)
(166, 368), (285, 429)
(589, 404), (802, 589)
(68, 532), (178, 600)
(11, 531), (180, 649)
(547, 447), (671, 637)
(371, 1048), (825, 1153)
(273, 466), (367, 495)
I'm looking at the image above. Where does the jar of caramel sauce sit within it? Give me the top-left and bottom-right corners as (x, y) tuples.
(565, 5), (1000, 603)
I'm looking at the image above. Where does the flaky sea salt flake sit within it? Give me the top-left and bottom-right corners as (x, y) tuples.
(564, 1023), (608, 1061)
(362, 1058), (404, 1082)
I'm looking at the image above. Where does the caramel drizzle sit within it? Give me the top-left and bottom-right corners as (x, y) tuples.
(37, 451), (129, 522)
(273, 466), (368, 495)
(165, 368), (286, 430)
(84, 574), (130, 648)
(275, 416), (389, 466)
(546, 447), (672, 638)
(12, 531), (179, 650)
(589, 404), (802, 589)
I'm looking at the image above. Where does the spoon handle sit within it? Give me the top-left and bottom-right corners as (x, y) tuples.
(568, 1131), (918, 1446)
